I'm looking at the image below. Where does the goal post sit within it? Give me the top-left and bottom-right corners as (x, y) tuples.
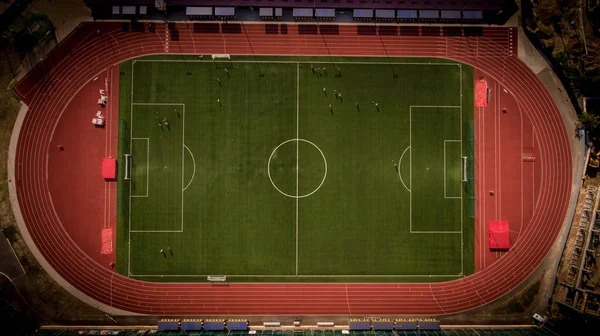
(207, 275), (227, 284)
(211, 54), (232, 69)
(462, 156), (468, 182)
(124, 154), (132, 180)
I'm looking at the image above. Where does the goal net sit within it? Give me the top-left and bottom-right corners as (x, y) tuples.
(124, 154), (132, 180)
(211, 54), (232, 69)
(207, 275), (226, 281)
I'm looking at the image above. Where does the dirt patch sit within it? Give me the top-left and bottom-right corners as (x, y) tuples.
(523, 0), (600, 120)
(490, 281), (542, 314)
(0, 35), (105, 325)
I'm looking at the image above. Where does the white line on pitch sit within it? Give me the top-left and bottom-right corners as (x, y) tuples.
(295, 63), (299, 276)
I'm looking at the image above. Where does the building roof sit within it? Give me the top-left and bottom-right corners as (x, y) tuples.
(84, 0), (507, 11)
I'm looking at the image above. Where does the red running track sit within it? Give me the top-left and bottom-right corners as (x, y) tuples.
(13, 22), (571, 315)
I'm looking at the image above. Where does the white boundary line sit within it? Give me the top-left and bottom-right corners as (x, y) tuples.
(183, 144), (196, 191)
(295, 63), (299, 276)
(459, 64), (464, 277)
(133, 59), (461, 66)
(126, 58), (468, 279)
(130, 274), (463, 278)
(130, 138), (149, 197)
(128, 62), (134, 276)
(444, 140), (462, 199)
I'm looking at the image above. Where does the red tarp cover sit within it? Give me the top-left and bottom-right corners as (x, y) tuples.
(489, 220), (510, 249)
(102, 158), (116, 179)
(475, 80), (488, 107)
(101, 228), (112, 254)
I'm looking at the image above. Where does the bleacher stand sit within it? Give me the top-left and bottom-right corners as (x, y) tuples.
(293, 8), (313, 21)
(463, 10), (484, 23)
(204, 319), (226, 331)
(181, 319), (202, 331)
(375, 9), (395, 22)
(419, 9), (440, 23)
(441, 10), (462, 23)
(397, 9), (418, 23)
(353, 9), (373, 21)
(419, 319), (441, 331)
(348, 318), (371, 331)
(215, 7), (235, 20)
(227, 319), (249, 331)
(315, 8), (335, 21)
(259, 7), (283, 20)
(186, 6), (213, 20)
(395, 318), (418, 331)
(372, 318), (394, 331)
(157, 319), (180, 331)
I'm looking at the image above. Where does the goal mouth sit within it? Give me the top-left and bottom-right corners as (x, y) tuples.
(211, 54), (233, 69)
(124, 153), (132, 180)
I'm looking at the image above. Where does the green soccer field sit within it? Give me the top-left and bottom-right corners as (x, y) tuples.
(116, 55), (475, 282)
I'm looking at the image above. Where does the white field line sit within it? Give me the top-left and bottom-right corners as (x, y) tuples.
(295, 63), (299, 276)
(130, 273), (463, 278)
(460, 64), (464, 276)
(103, 69), (109, 231)
(444, 140), (462, 199)
(183, 145), (196, 191)
(130, 138), (149, 198)
(128, 61), (134, 276)
(495, 81), (499, 221)
(132, 59), (461, 66)
(181, 103), (185, 233)
(108, 67), (115, 230)
(130, 230), (183, 233)
(498, 81), (502, 221)
(482, 104), (486, 268)
(398, 146), (411, 192)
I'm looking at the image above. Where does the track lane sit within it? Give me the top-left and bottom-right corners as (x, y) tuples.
(13, 23), (571, 315)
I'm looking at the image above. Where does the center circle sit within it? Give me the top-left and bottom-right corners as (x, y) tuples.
(267, 139), (327, 198)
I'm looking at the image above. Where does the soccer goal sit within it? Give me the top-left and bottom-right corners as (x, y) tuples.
(207, 275), (227, 282)
(124, 154), (132, 180)
(207, 275), (228, 285)
(211, 54), (233, 69)
(462, 156), (468, 182)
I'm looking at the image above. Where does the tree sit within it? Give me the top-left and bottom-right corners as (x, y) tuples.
(578, 111), (600, 131)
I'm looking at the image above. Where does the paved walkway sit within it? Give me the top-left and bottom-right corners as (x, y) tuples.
(0, 231), (25, 280)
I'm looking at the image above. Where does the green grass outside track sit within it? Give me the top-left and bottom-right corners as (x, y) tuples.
(116, 55), (475, 282)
